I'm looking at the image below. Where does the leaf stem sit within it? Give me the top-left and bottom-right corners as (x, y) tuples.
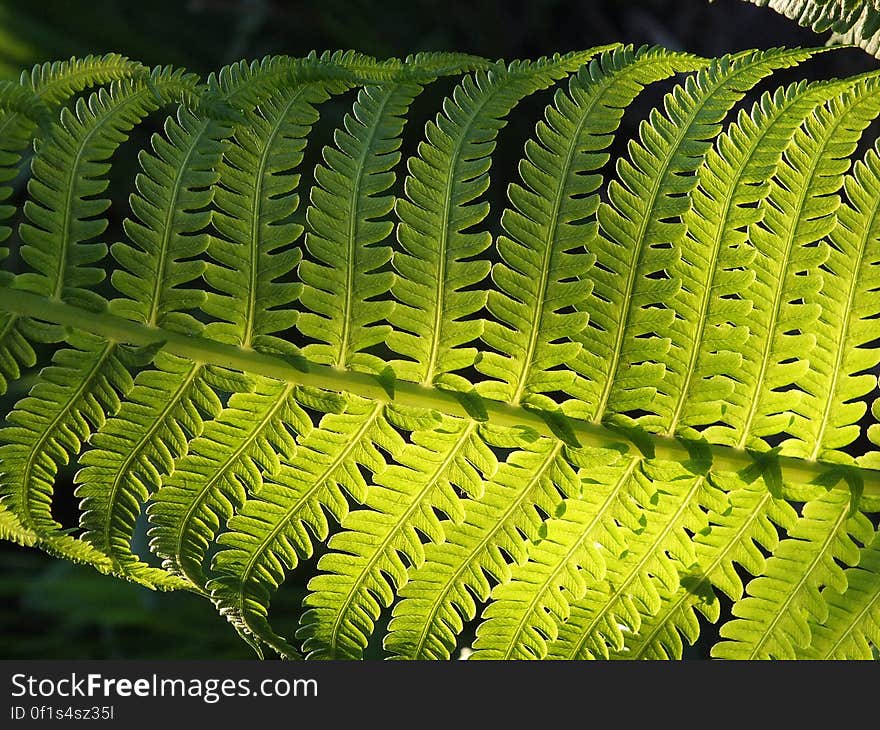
(2, 286), (877, 500)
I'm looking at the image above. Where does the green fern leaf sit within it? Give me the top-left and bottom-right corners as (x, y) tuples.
(148, 378), (309, 588)
(802, 137), (880, 464)
(469, 48), (811, 662)
(548, 71), (880, 662)
(675, 78), (842, 444)
(0, 330), (130, 566)
(297, 80), (423, 373)
(475, 45), (700, 414)
(388, 50), (608, 390)
(0, 54), (147, 393)
(145, 71), (351, 592)
(802, 531), (880, 659)
(713, 489), (875, 659)
(209, 397), (393, 657)
(72, 108), (231, 588)
(471, 447), (634, 660)
(0, 69), (203, 573)
(731, 76), (880, 457)
(298, 416), (495, 659)
(385, 431), (563, 659)
(15, 69), (198, 311)
(0, 495), (37, 546)
(604, 473), (798, 659)
(1, 47), (880, 662)
(586, 78), (846, 659)
(146, 76), (356, 599)
(578, 48), (813, 430)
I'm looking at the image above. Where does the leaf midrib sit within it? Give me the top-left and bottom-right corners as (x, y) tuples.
(243, 86), (310, 348)
(2, 286), (878, 500)
(338, 85), (396, 369)
(511, 79), (604, 405)
(421, 75), (499, 385)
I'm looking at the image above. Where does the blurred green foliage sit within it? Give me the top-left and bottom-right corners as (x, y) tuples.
(0, 550), (253, 658)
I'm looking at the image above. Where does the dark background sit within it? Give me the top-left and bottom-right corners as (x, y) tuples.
(0, 0), (876, 660)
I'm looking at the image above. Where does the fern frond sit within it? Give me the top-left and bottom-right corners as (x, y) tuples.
(402, 52), (495, 79)
(45, 99), (229, 587)
(0, 312), (36, 396)
(801, 137), (880, 462)
(209, 51), (488, 114)
(209, 398), (393, 657)
(108, 107), (231, 333)
(729, 75), (880, 455)
(802, 531), (880, 659)
(466, 49), (811, 663)
(475, 45), (701, 413)
(470, 447), (632, 659)
(713, 489), (875, 659)
(830, 3), (880, 56)
(145, 79), (350, 595)
(739, 0), (880, 58)
(298, 415), (496, 659)
(0, 53), (146, 242)
(1, 77), (176, 483)
(606, 474), (798, 659)
(388, 49), (609, 390)
(23, 53), (148, 105)
(1, 48), (880, 661)
(297, 80), (423, 373)
(137, 69), (353, 594)
(0, 501), (37, 546)
(73, 355), (224, 590)
(585, 79), (851, 659)
(0, 331), (131, 535)
(68, 57), (335, 588)
(579, 48), (814, 431)
(0, 70), (232, 578)
(0, 54), (148, 392)
(675, 78), (842, 441)
(384, 432), (564, 660)
(590, 73), (880, 658)
(543, 459), (720, 660)
(0, 82), (51, 128)
(147, 378), (309, 588)
(204, 82), (343, 358)
(13, 68), (198, 311)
